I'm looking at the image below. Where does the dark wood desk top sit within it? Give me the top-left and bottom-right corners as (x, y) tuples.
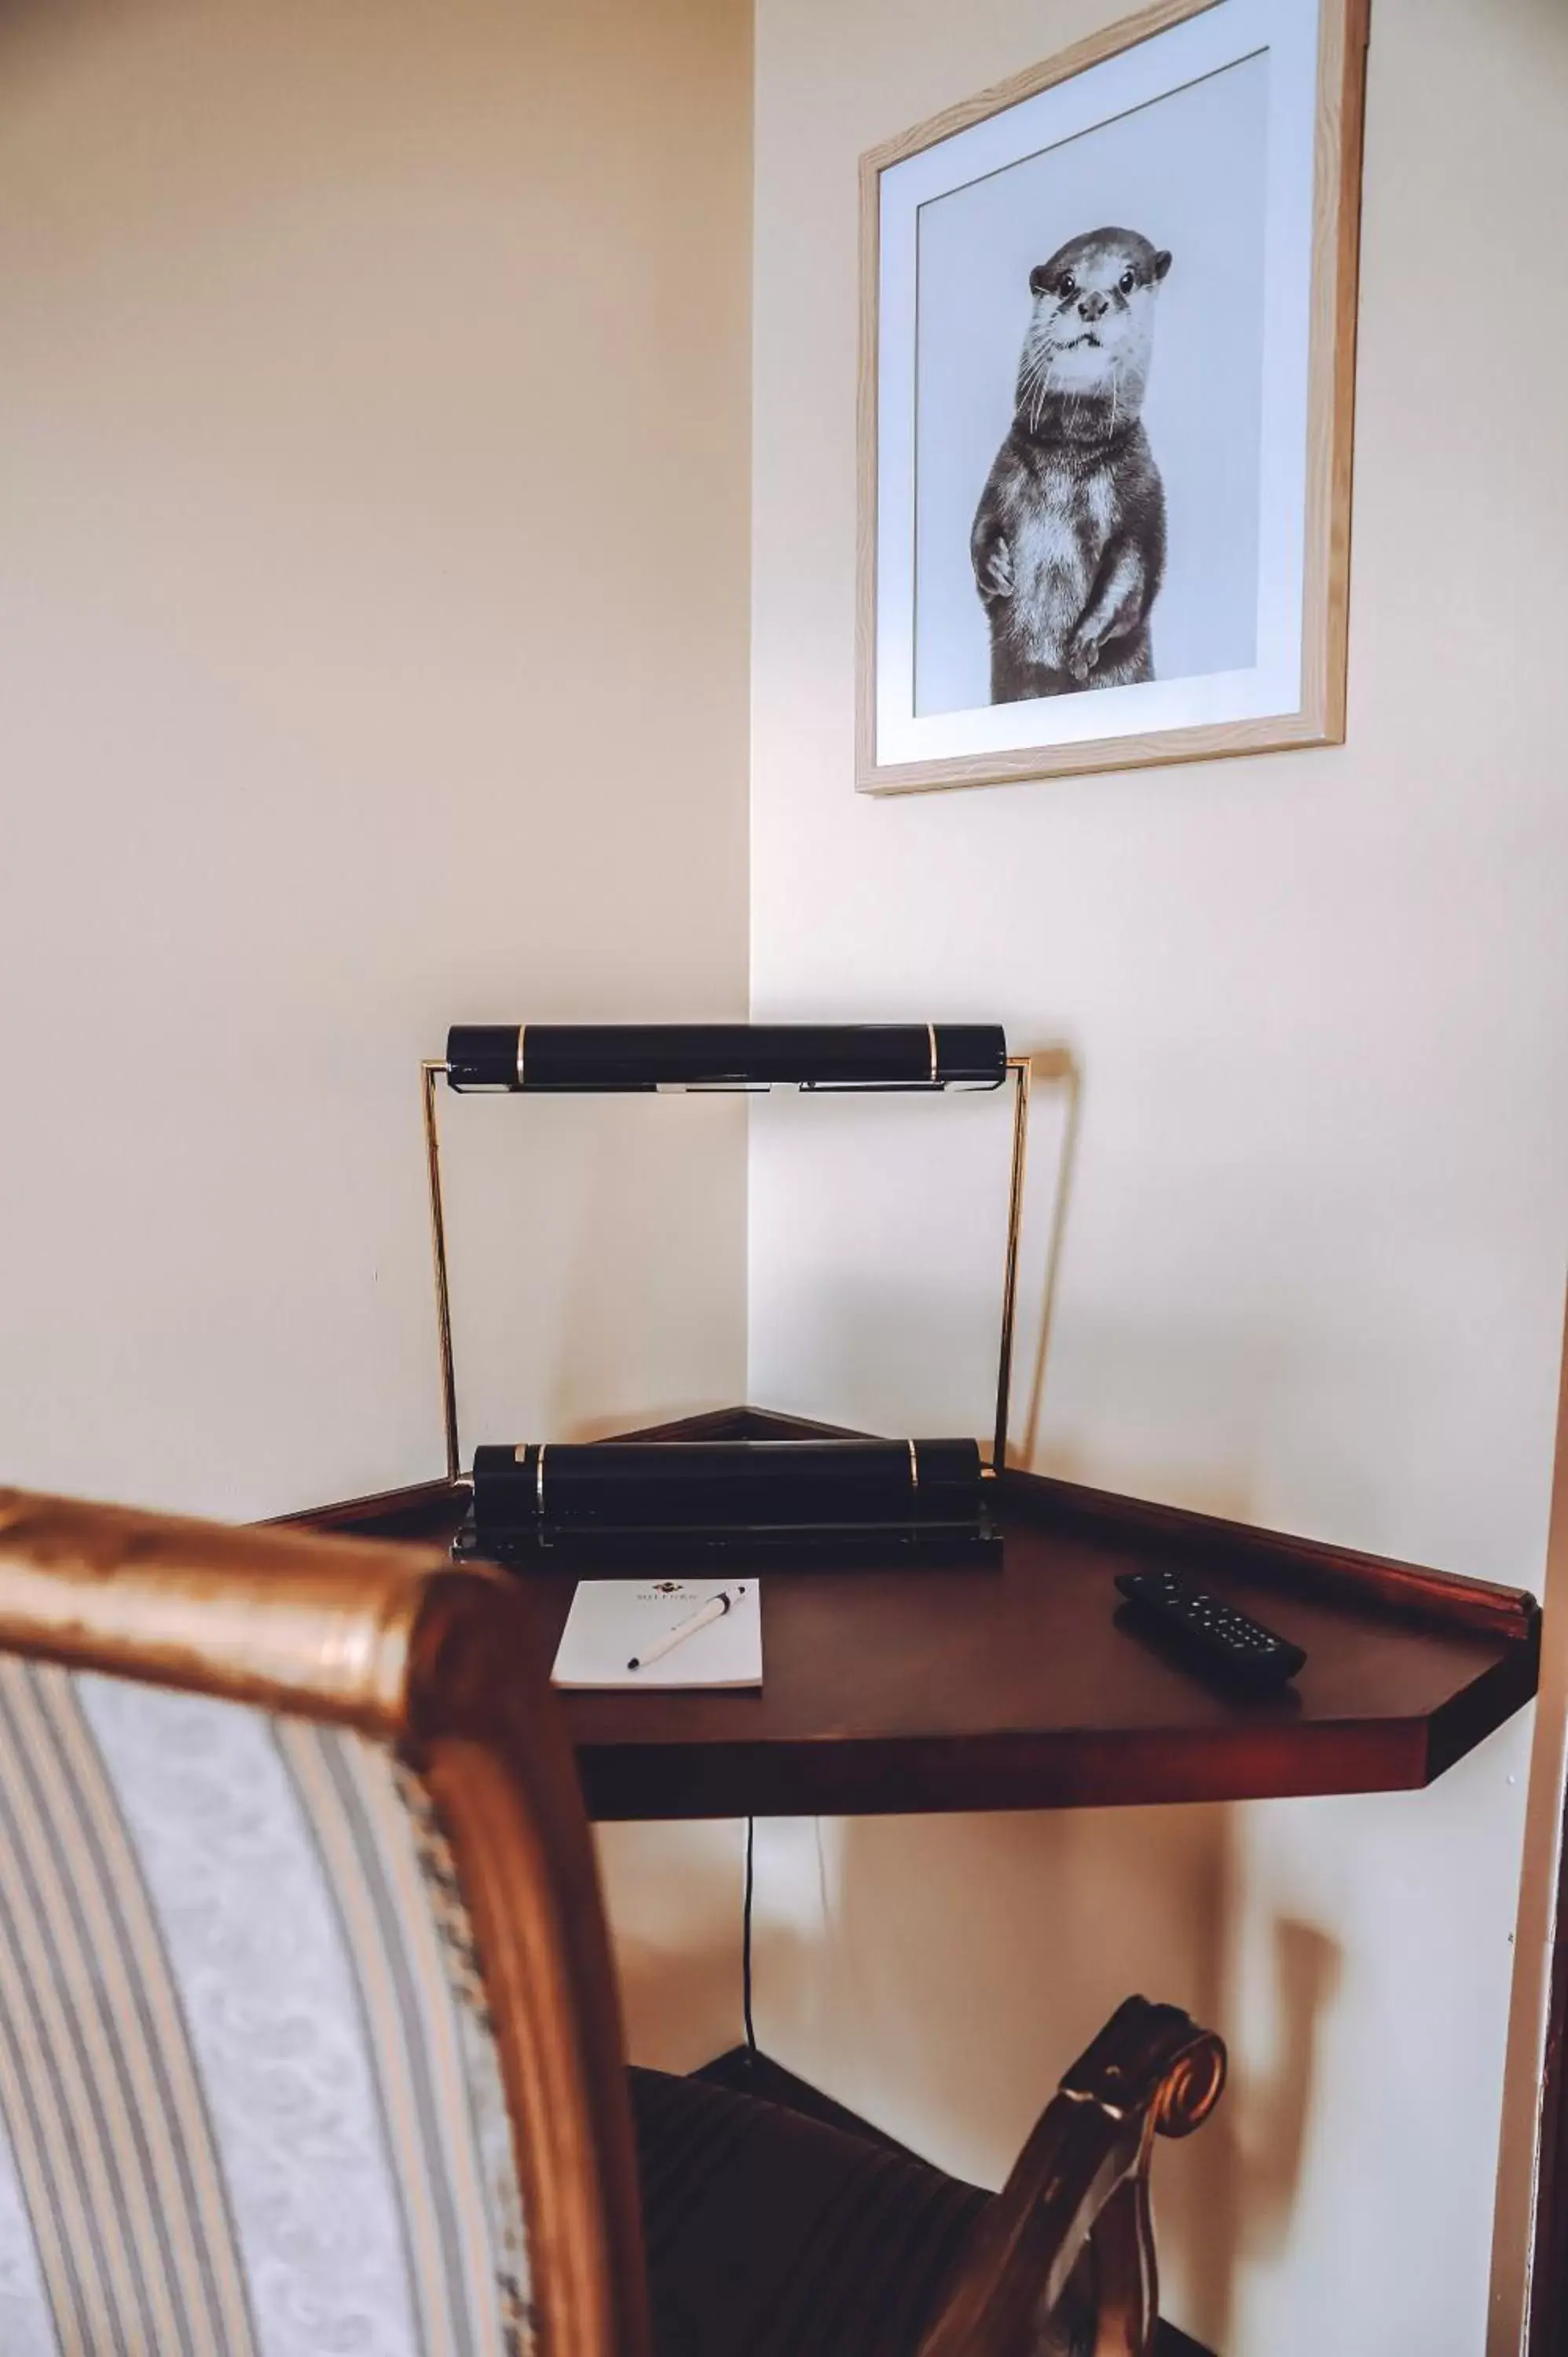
(280, 1408), (1539, 1821)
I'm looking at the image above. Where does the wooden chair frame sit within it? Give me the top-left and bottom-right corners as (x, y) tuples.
(0, 1487), (1224, 2357)
(0, 1486), (653, 2357)
(917, 1999), (1225, 2357)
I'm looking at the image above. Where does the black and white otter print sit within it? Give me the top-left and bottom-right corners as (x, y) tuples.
(971, 227), (1172, 705)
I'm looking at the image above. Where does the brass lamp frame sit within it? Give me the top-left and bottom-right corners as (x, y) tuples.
(419, 1053), (1036, 1487)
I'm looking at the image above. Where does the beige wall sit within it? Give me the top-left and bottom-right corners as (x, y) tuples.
(0, 0), (754, 2061)
(7, 0), (1568, 2342)
(748, 0), (1568, 2350)
(0, 0), (752, 1507)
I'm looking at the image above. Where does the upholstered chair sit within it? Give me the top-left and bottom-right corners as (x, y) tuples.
(0, 1488), (1223, 2357)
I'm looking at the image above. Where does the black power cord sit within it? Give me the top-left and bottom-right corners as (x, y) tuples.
(742, 1816), (757, 2058)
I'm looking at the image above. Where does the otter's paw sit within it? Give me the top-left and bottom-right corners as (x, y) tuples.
(1067, 630), (1101, 684)
(976, 538), (1014, 600)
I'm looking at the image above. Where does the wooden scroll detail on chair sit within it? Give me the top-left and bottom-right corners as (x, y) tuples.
(0, 1486), (652, 2357)
(916, 1996), (1225, 2357)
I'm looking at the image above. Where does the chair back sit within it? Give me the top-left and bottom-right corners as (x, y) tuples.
(0, 1487), (649, 2357)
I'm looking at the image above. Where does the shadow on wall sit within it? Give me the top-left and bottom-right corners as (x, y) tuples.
(1242, 1915), (1343, 2260)
(1020, 1050), (1083, 1468)
(744, 1037), (1357, 2342)
(746, 1047), (1345, 2341)
(753, 1805), (1340, 2353)
(748, 1044), (1083, 1449)
(595, 1819), (746, 2074)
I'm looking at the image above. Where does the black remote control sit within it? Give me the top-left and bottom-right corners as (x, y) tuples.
(1114, 1567), (1306, 1687)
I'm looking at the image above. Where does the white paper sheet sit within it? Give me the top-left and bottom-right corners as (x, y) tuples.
(550, 1578), (763, 1689)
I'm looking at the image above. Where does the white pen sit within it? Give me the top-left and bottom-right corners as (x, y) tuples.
(627, 1585), (748, 1672)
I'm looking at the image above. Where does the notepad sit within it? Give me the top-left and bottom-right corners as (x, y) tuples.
(550, 1578), (764, 1690)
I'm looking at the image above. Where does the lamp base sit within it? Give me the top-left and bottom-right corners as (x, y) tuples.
(451, 1507), (1003, 1575)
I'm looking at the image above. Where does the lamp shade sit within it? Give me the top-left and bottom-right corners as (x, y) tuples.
(471, 1438), (984, 1530)
(445, 1022), (1006, 1092)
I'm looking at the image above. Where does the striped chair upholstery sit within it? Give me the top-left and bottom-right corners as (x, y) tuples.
(0, 1489), (651, 2357)
(0, 1663), (529, 2357)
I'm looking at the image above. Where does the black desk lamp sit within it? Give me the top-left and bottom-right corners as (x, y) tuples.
(420, 1024), (1035, 1570)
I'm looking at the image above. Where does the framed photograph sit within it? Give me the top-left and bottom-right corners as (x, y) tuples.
(857, 0), (1369, 795)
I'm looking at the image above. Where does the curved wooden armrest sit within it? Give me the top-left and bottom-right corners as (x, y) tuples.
(917, 1996), (1225, 2357)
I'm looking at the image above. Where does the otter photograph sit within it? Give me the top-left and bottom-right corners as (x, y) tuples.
(969, 225), (1176, 704)
(912, 50), (1268, 720)
(858, 0), (1357, 794)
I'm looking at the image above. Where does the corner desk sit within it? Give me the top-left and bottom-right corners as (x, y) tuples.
(280, 1406), (1540, 1822)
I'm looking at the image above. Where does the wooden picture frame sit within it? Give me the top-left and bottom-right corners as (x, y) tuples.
(856, 0), (1370, 796)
